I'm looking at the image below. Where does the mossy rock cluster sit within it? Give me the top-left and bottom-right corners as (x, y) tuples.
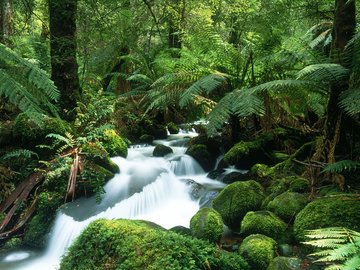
(24, 191), (63, 248)
(238, 234), (277, 270)
(268, 176), (309, 194)
(139, 134), (154, 144)
(186, 144), (214, 171)
(167, 122), (179, 134)
(224, 134), (273, 169)
(190, 207), (224, 242)
(100, 129), (128, 158)
(12, 113), (71, 146)
(212, 180), (265, 230)
(60, 219), (249, 270)
(153, 144), (173, 157)
(294, 194), (360, 241)
(240, 211), (287, 240)
(266, 191), (308, 222)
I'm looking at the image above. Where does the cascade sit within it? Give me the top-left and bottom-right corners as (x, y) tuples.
(0, 132), (224, 270)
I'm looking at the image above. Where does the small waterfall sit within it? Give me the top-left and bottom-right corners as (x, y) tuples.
(1, 131), (222, 270)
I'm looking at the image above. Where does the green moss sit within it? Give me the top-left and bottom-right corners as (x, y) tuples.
(185, 144), (214, 171)
(3, 237), (22, 250)
(240, 211), (287, 240)
(190, 207), (224, 242)
(266, 192), (308, 222)
(60, 219), (249, 270)
(268, 176), (309, 194)
(267, 257), (301, 270)
(13, 113), (71, 145)
(101, 129), (128, 158)
(153, 144), (173, 157)
(294, 194), (360, 241)
(238, 234), (277, 270)
(224, 134), (273, 168)
(251, 164), (273, 178)
(24, 191), (62, 248)
(212, 180), (265, 230)
(167, 122), (179, 134)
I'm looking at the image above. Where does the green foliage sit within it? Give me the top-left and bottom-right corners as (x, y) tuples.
(1, 149), (39, 160)
(240, 211), (287, 240)
(238, 234), (277, 270)
(60, 219), (249, 270)
(303, 227), (360, 270)
(321, 160), (360, 174)
(294, 195), (360, 241)
(190, 207), (224, 243)
(212, 180), (265, 229)
(100, 129), (128, 158)
(0, 43), (59, 115)
(339, 88), (360, 116)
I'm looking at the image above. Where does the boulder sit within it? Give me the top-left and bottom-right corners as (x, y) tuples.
(153, 144), (173, 157)
(167, 122), (179, 134)
(60, 219), (249, 270)
(100, 129), (128, 158)
(240, 211), (287, 240)
(267, 257), (301, 270)
(238, 234), (277, 270)
(266, 192), (308, 222)
(180, 179), (206, 200)
(212, 180), (265, 230)
(190, 207), (224, 242)
(139, 134), (154, 144)
(185, 144), (214, 171)
(294, 194), (360, 241)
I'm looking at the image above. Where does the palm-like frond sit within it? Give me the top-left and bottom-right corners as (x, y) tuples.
(304, 227), (360, 270)
(179, 72), (229, 107)
(297, 64), (350, 85)
(321, 160), (360, 174)
(339, 88), (360, 116)
(0, 44), (59, 115)
(2, 149), (39, 160)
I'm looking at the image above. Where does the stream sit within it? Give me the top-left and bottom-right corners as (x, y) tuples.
(0, 130), (226, 269)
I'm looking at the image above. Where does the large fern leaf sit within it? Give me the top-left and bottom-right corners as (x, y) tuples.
(296, 64), (349, 84)
(339, 88), (360, 116)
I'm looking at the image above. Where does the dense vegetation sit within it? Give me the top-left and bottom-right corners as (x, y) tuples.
(0, 0), (360, 269)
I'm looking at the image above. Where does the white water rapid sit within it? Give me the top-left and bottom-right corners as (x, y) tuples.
(0, 130), (224, 270)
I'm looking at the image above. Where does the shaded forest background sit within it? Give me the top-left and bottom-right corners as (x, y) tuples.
(0, 0), (360, 269)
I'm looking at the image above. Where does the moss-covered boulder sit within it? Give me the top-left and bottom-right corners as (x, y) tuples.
(12, 113), (71, 146)
(212, 180), (265, 230)
(266, 192), (308, 222)
(267, 257), (301, 270)
(190, 208), (224, 242)
(268, 176), (309, 194)
(224, 134), (273, 169)
(139, 134), (154, 144)
(24, 191), (62, 248)
(150, 124), (168, 139)
(238, 234), (277, 270)
(167, 122), (179, 134)
(240, 211), (287, 240)
(169, 226), (192, 236)
(100, 129), (128, 158)
(60, 219), (249, 270)
(294, 194), (360, 241)
(186, 144), (214, 171)
(153, 144), (173, 157)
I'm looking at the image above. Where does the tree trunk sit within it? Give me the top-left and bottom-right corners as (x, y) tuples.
(49, 0), (81, 121)
(321, 0), (356, 163)
(0, 0), (13, 45)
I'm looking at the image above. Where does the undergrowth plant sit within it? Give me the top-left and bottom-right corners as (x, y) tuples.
(303, 227), (360, 270)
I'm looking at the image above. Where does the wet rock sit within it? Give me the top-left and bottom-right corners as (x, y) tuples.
(267, 257), (301, 270)
(222, 171), (250, 184)
(199, 191), (219, 208)
(153, 144), (173, 157)
(180, 179), (206, 200)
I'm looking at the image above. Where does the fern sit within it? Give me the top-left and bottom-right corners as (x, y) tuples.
(2, 149), (39, 160)
(179, 72), (229, 108)
(339, 88), (360, 116)
(303, 227), (360, 270)
(321, 160), (360, 174)
(296, 64), (350, 85)
(0, 44), (59, 116)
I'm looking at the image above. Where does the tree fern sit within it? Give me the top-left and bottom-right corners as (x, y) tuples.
(1, 149), (39, 160)
(339, 88), (360, 116)
(296, 64), (350, 85)
(0, 44), (59, 116)
(303, 227), (360, 270)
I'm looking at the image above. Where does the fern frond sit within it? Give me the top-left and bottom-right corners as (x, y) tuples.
(2, 149), (39, 160)
(179, 72), (229, 108)
(321, 160), (360, 173)
(296, 64), (349, 84)
(339, 88), (360, 116)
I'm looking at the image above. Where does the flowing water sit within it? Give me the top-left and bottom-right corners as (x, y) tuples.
(0, 130), (225, 270)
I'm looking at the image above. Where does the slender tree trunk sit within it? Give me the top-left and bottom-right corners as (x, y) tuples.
(0, 0), (13, 45)
(49, 0), (81, 121)
(321, 0), (356, 163)
(0, 0), (4, 44)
